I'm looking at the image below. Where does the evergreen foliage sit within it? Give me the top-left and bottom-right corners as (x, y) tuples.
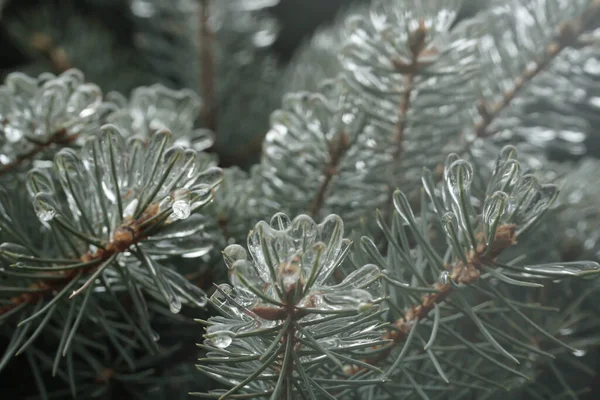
(1, 0), (600, 399)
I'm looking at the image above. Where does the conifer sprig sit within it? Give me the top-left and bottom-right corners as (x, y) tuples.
(0, 124), (223, 382)
(0, 70), (113, 176)
(196, 213), (386, 399)
(351, 147), (600, 397)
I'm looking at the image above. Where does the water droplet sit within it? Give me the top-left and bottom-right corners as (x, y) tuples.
(170, 188), (191, 220)
(212, 332), (234, 349)
(223, 244), (248, 269)
(252, 18), (278, 48)
(4, 125), (23, 143)
(172, 200), (191, 220)
(572, 349), (587, 357)
(169, 299), (182, 314)
(357, 302), (373, 312)
(33, 193), (56, 222)
(151, 330), (160, 342)
(439, 270), (450, 285)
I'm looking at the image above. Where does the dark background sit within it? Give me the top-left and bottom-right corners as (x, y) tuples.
(0, 0), (484, 70)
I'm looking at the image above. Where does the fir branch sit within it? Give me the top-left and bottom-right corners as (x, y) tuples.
(0, 203), (160, 316)
(474, 0), (600, 139)
(0, 128), (75, 177)
(391, 20), (428, 160)
(197, 214), (387, 398)
(363, 224), (517, 368)
(308, 131), (350, 218)
(0, 69), (109, 177)
(349, 148), (600, 395)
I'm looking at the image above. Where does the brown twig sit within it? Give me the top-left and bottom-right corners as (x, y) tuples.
(391, 20), (430, 160)
(348, 224), (517, 371)
(0, 203), (161, 316)
(30, 32), (72, 74)
(0, 128), (76, 177)
(474, 1), (600, 138)
(308, 131), (350, 218)
(382, 20), (435, 220)
(199, 0), (218, 134)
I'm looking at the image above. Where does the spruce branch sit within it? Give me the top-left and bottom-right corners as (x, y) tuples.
(473, 0), (600, 139)
(0, 125), (223, 380)
(259, 82), (389, 228)
(364, 222), (518, 369)
(106, 82), (215, 152)
(0, 127), (74, 177)
(351, 147), (600, 396)
(391, 19), (427, 161)
(196, 213), (387, 398)
(0, 70), (112, 177)
(339, 0), (481, 200)
(308, 130), (350, 218)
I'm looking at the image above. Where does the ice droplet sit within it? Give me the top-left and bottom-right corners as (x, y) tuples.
(171, 188), (191, 220)
(172, 200), (191, 220)
(572, 349), (587, 357)
(357, 302), (373, 312)
(169, 299), (182, 314)
(33, 194), (56, 222)
(439, 270), (450, 285)
(252, 18), (278, 48)
(212, 332), (234, 349)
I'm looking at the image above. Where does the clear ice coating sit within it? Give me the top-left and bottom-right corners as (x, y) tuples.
(439, 270), (450, 285)
(445, 159), (474, 207)
(21, 125), (223, 311)
(171, 188), (192, 220)
(32, 192), (57, 222)
(523, 261), (600, 277)
(482, 191), (509, 239)
(429, 149), (564, 254)
(259, 84), (389, 229)
(335, 0), (480, 200)
(478, 0), (597, 157)
(172, 200), (191, 220)
(202, 213), (387, 383)
(106, 83), (215, 152)
(0, 69), (111, 172)
(211, 331), (234, 349)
